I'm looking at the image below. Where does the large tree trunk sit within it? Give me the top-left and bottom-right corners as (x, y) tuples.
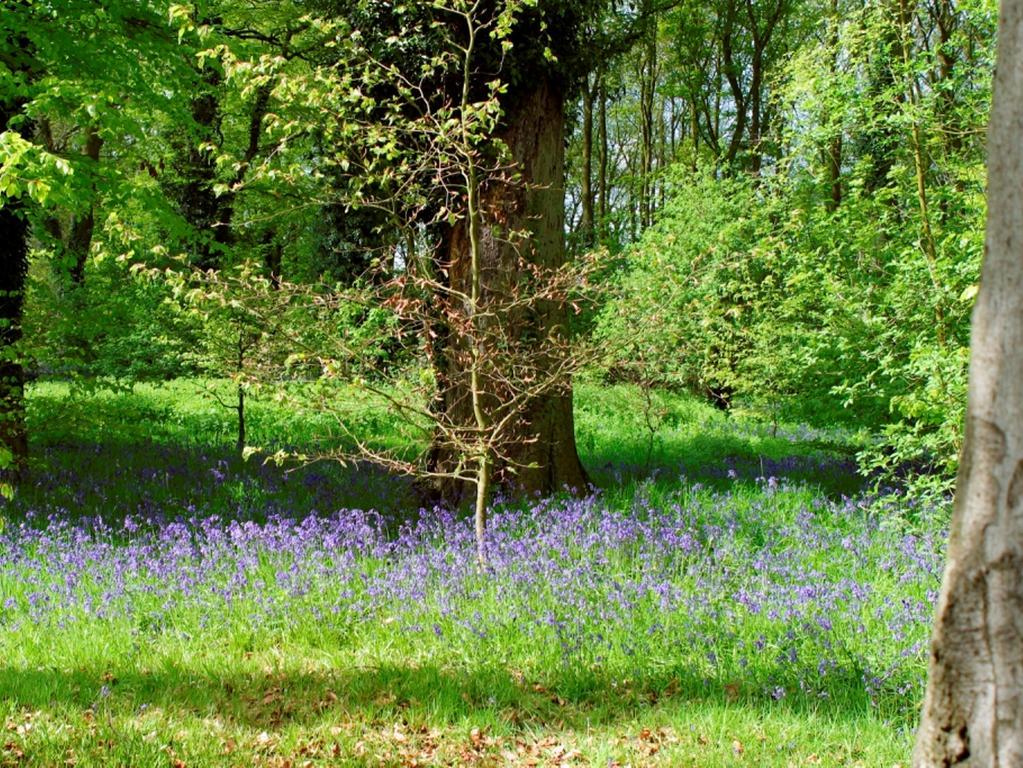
(913, 1), (1023, 763)
(428, 76), (589, 503)
(0, 100), (30, 481)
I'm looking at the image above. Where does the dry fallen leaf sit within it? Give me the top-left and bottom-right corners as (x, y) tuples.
(4, 741), (26, 759)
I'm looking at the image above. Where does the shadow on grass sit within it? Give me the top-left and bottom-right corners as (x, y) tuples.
(0, 660), (914, 768)
(585, 434), (867, 500)
(12, 439), (419, 523)
(0, 658), (895, 735)
(15, 436), (866, 536)
(24, 381), (872, 521)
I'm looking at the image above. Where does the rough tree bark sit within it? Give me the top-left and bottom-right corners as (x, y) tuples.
(913, 1), (1023, 763)
(429, 76), (590, 502)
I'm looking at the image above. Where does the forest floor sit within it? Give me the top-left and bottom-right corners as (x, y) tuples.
(0, 380), (943, 766)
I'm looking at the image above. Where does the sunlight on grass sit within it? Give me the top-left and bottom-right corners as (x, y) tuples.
(0, 381), (938, 766)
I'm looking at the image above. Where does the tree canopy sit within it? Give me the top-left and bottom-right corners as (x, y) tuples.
(0, 0), (997, 500)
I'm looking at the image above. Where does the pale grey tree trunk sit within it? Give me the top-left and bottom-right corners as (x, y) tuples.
(913, 1), (1023, 764)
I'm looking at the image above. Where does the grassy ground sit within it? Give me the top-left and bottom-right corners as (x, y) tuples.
(0, 380), (936, 766)
(24, 378), (867, 509)
(0, 651), (908, 766)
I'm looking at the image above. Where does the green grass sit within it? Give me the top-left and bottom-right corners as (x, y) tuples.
(26, 377), (862, 489)
(0, 379), (924, 766)
(0, 648), (909, 766)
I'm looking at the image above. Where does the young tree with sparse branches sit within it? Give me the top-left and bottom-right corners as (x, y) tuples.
(169, 0), (602, 561)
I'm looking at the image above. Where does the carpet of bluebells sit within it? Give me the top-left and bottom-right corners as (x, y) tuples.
(0, 442), (946, 729)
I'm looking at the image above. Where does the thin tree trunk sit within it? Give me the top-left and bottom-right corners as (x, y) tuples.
(236, 385), (246, 454)
(37, 121), (103, 287)
(215, 81), (273, 247)
(430, 76), (589, 503)
(862, 0), (903, 194)
(461, 18), (492, 554)
(748, 51), (764, 175)
(263, 232), (283, 288)
(177, 56), (224, 270)
(668, 96), (677, 160)
(474, 453), (491, 562)
(655, 93), (666, 210)
(899, 0), (947, 348)
(721, 0), (748, 167)
(597, 69), (609, 230)
(579, 74), (595, 245)
(914, 1), (1023, 763)
(67, 125), (103, 286)
(639, 10), (657, 227)
(744, 0), (786, 176)
(826, 132), (843, 211)
(932, 0), (962, 155)
(236, 326), (246, 454)
(690, 98), (700, 171)
(713, 51), (723, 151)
(825, 0), (843, 212)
